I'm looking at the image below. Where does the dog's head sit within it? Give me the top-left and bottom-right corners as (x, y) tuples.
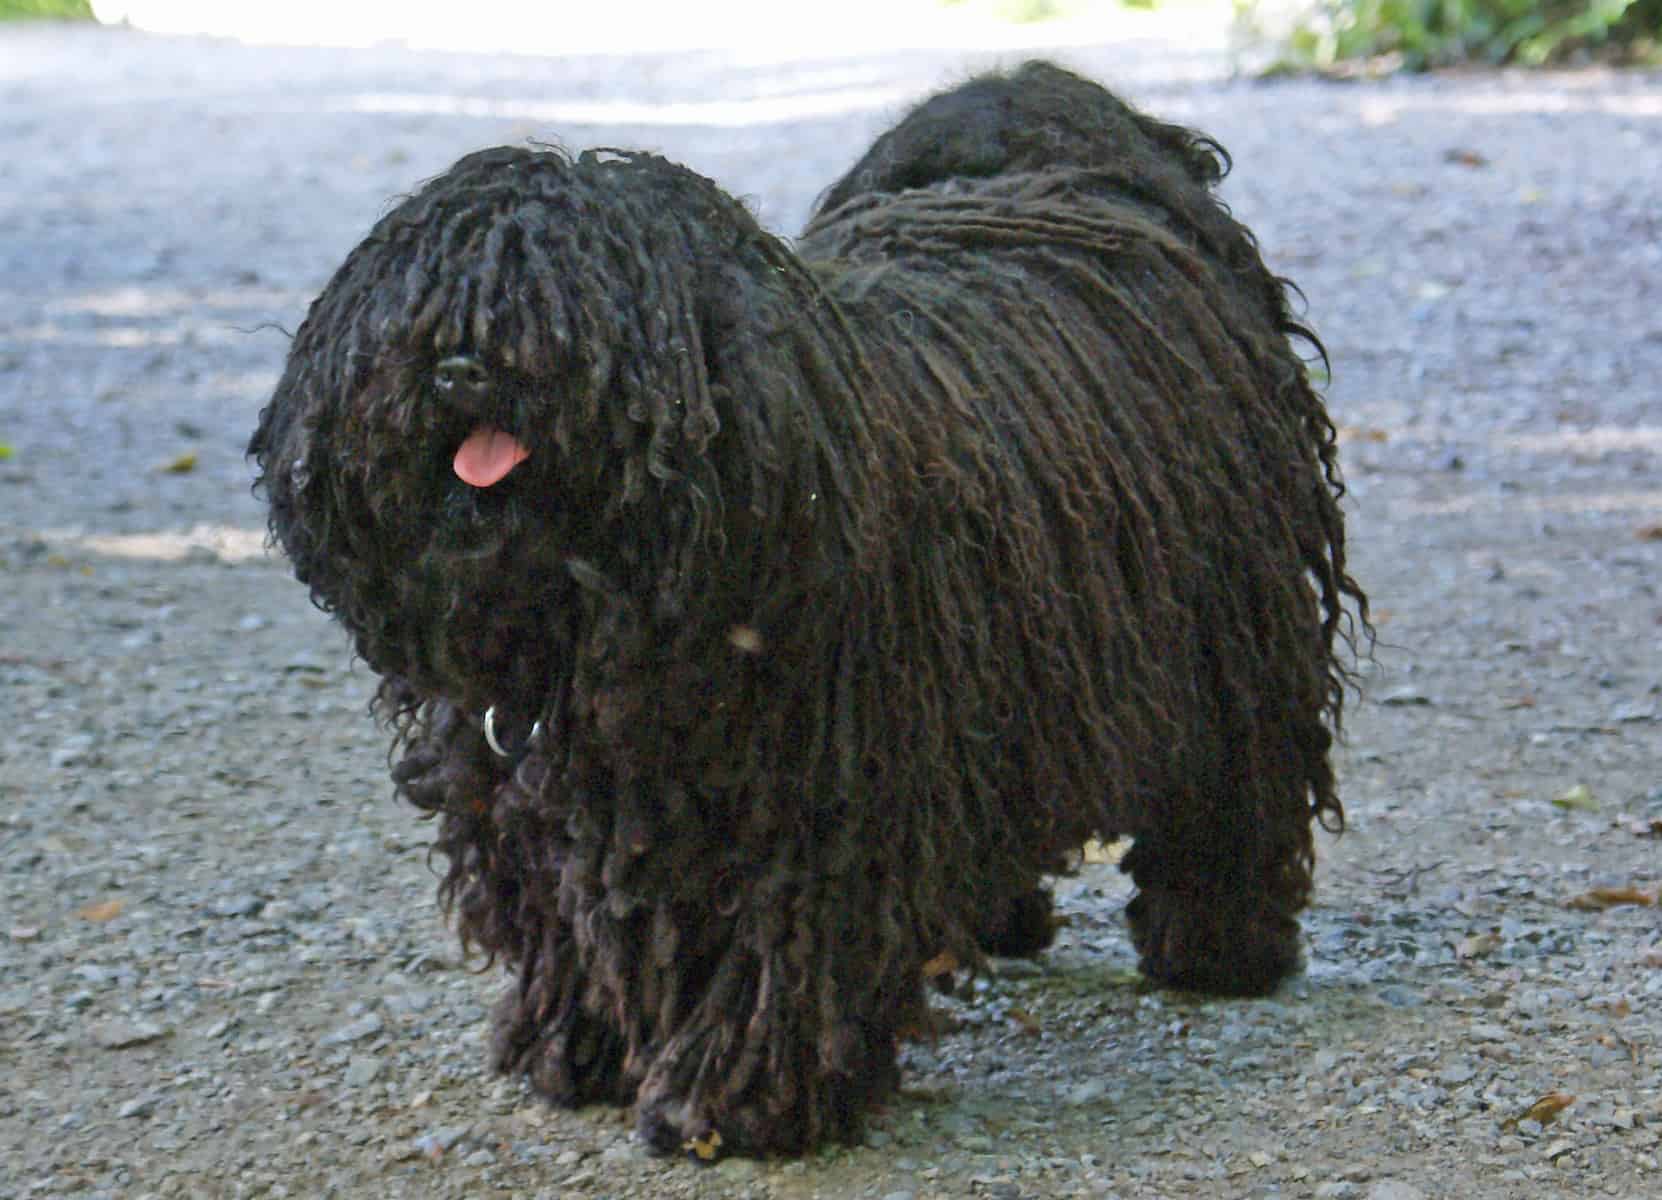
(250, 147), (867, 721)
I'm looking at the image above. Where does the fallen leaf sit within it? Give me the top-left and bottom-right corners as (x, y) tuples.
(1502, 1092), (1574, 1130)
(160, 451), (198, 474)
(1636, 523), (1662, 542)
(1565, 886), (1657, 911)
(683, 1129), (723, 1162)
(1551, 784), (1598, 812)
(1338, 426), (1390, 444)
(76, 898), (126, 923)
(0, 443), (12, 461)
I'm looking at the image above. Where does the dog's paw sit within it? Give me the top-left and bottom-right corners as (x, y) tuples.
(488, 987), (633, 1107)
(1127, 888), (1301, 997)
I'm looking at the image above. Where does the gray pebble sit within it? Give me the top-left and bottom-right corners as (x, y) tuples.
(320, 1013), (384, 1047)
(1438, 1061), (1476, 1086)
(343, 1054), (382, 1086)
(209, 894), (264, 919)
(1368, 1183), (1428, 1200)
(91, 1019), (168, 1050)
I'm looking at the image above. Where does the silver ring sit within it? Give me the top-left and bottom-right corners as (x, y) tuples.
(483, 706), (509, 757)
(483, 706), (543, 758)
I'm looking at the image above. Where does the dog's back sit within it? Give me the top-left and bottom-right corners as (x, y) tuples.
(812, 61), (1226, 216)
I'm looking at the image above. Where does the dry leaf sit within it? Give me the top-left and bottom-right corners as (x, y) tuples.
(921, 950), (959, 979)
(1502, 1092), (1575, 1130)
(1338, 426), (1390, 443)
(683, 1129), (723, 1161)
(1567, 886), (1657, 911)
(76, 898), (126, 923)
(0, 443), (13, 461)
(1636, 523), (1662, 542)
(161, 451), (198, 474)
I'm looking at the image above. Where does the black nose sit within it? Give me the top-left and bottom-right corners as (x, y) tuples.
(433, 355), (491, 408)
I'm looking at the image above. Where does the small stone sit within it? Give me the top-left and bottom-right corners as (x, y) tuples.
(1438, 1062), (1476, 1086)
(1367, 1183), (1427, 1200)
(209, 894), (263, 919)
(462, 1148), (496, 1167)
(92, 1019), (168, 1049)
(320, 1013), (384, 1047)
(118, 1097), (155, 1119)
(882, 1191), (916, 1200)
(554, 1149), (583, 1167)
(1067, 1079), (1110, 1106)
(414, 1125), (471, 1156)
(1315, 1183), (1360, 1200)
(344, 1055), (382, 1086)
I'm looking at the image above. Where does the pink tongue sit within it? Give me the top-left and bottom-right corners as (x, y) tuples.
(454, 427), (530, 488)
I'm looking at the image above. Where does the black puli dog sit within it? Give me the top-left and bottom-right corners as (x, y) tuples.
(250, 61), (1366, 1158)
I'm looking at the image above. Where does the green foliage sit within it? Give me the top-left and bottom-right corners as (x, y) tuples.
(1263, 0), (1662, 69)
(0, 0), (93, 18)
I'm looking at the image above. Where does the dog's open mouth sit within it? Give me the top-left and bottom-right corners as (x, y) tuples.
(454, 427), (531, 488)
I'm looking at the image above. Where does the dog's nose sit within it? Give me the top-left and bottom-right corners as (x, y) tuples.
(433, 355), (492, 408)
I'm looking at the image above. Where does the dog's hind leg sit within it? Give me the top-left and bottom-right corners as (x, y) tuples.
(1119, 715), (1323, 996)
(1121, 828), (1307, 997)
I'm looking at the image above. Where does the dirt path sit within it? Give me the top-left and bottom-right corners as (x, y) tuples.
(2, 20), (1659, 1200)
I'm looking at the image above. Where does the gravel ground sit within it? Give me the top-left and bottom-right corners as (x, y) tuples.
(2, 17), (1660, 1200)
